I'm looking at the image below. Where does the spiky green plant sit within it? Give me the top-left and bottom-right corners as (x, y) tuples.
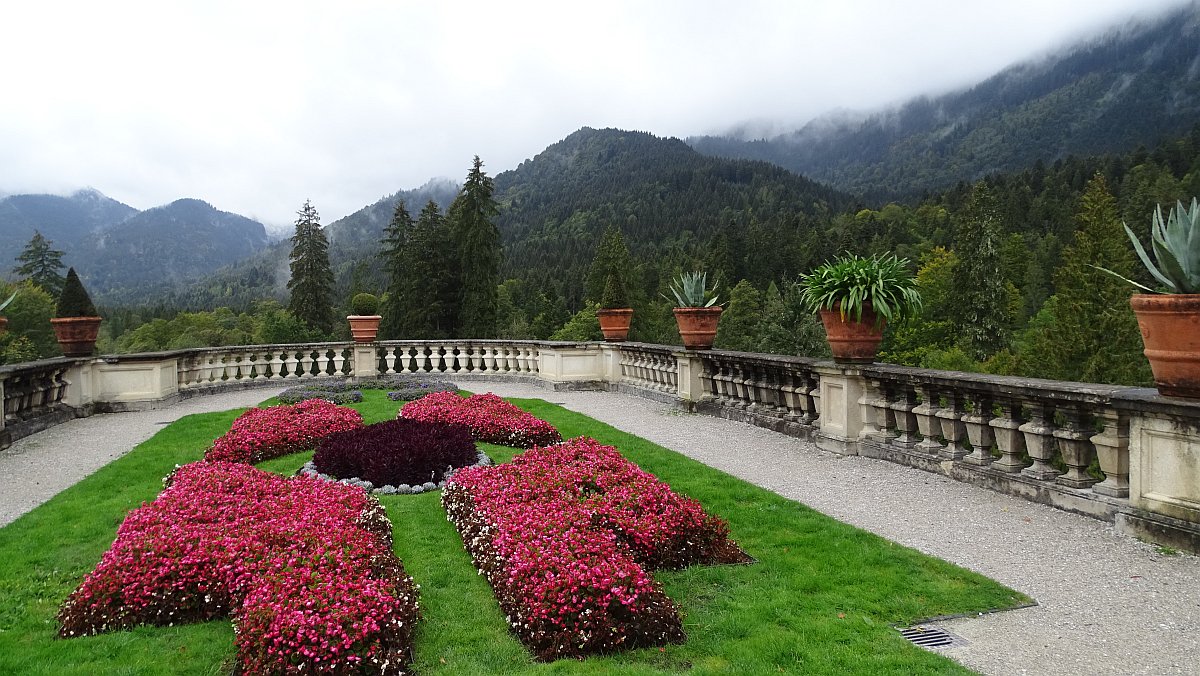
(1100, 198), (1200, 294)
(665, 271), (720, 307)
(799, 253), (922, 324)
(0, 291), (16, 313)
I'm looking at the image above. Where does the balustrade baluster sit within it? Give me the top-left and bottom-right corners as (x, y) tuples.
(913, 384), (944, 454)
(962, 391), (996, 466)
(267, 349), (283, 380)
(1054, 406), (1099, 489)
(937, 390), (967, 460)
(990, 397), (1028, 473)
(380, 347), (395, 375)
(890, 384), (920, 447)
(1091, 407), (1130, 498)
(865, 378), (896, 442)
(333, 348), (346, 376)
(1020, 400), (1060, 480)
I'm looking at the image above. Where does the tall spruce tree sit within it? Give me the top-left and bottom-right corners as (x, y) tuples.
(392, 201), (456, 338)
(952, 183), (1010, 360)
(586, 224), (633, 303)
(1018, 174), (1152, 385)
(380, 200), (415, 339)
(286, 200), (335, 335)
(449, 156), (501, 338)
(13, 231), (66, 297)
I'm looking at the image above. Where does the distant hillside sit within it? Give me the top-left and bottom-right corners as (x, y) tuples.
(83, 199), (270, 303)
(0, 189), (137, 267)
(689, 2), (1200, 200)
(168, 179), (459, 310)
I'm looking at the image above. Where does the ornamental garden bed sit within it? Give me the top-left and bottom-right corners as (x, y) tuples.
(0, 390), (1030, 674)
(443, 436), (752, 660)
(400, 391), (561, 447)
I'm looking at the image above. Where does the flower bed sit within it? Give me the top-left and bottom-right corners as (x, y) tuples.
(400, 392), (561, 448)
(278, 376), (459, 405)
(386, 379), (458, 401)
(442, 437), (749, 660)
(59, 461), (420, 674)
(312, 418), (479, 489)
(204, 398), (363, 464)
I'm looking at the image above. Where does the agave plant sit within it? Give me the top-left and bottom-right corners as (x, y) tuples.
(1104, 198), (1200, 294)
(798, 253), (921, 324)
(0, 291), (15, 313)
(665, 271), (720, 308)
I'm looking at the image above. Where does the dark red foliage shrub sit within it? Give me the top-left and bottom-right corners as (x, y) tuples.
(59, 461), (420, 675)
(443, 436), (749, 661)
(313, 418), (478, 487)
(400, 392), (560, 448)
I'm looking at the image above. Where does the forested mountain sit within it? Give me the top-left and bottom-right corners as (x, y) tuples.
(689, 2), (1200, 200)
(495, 127), (854, 307)
(82, 199), (270, 303)
(0, 189), (137, 266)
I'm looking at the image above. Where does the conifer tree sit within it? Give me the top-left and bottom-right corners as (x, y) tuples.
(952, 183), (1010, 360)
(449, 156), (501, 338)
(13, 231), (66, 297)
(380, 200), (415, 339)
(391, 201), (456, 338)
(1018, 174), (1152, 385)
(586, 225), (633, 303)
(286, 200), (334, 335)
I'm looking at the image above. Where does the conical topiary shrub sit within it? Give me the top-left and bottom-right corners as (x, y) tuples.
(50, 268), (102, 357)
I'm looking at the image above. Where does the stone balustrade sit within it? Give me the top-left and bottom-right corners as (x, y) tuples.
(0, 339), (1196, 552)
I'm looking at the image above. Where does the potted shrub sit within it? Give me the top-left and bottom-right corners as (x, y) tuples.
(50, 268), (102, 357)
(0, 290), (16, 335)
(347, 292), (382, 343)
(596, 273), (633, 342)
(1098, 199), (1200, 398)
(667, 271), (722, 350)
(799, 253), (921, 363)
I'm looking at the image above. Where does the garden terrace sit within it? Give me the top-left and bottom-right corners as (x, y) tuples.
(3, 339), (1197, 554)
(0, 359), (1196, 674)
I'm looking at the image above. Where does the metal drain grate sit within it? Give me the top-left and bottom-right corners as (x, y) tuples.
(897, 626), (968, 650)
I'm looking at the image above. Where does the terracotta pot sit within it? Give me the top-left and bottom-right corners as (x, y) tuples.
(0, 316), (7, 336)
(673, 306), (723, 350)
(818, 303), (885, 363)
(1130, 294), (1200, 399)
(596, 308), (633, 342)
(50, 316), (102, 357)
(347, 315), (382, 344)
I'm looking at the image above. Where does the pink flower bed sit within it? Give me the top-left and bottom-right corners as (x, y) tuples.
(205, 398), (363, 464)
(442, 436), (748, 660)
(59, 461), (420, 675)
(400, 392), (561, 448)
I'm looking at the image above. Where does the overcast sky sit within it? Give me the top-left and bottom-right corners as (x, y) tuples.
(0, 0), (1188, 230)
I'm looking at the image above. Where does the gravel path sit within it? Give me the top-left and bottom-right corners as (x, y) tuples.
(1, 382), (1196, 675)
(0, 387), (285, 527)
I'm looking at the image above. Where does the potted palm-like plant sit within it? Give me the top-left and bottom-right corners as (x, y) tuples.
(1097, 198), (1200, 398)
(799, 253), (921, 363)
(347, 293), (382, 343)
(596, 273), (633, 342)
(51, 268), (102, 357)
(0, 290), (17, 335)
(667, 271), (722, 350)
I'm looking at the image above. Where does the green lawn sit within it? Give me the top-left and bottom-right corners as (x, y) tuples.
(0, 391), (1030, 674)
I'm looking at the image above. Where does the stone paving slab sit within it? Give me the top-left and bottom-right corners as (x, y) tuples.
(1, 382), (1196, 675)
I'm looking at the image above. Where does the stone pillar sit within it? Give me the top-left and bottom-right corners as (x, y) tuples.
(675, 352), (707, 403)
(815, 363), (865, 455)
(599, 344), (623, 385)
(352, 344), (378, 378)
(62, 360), (95, 409)
(1125, 406), (1200, 552)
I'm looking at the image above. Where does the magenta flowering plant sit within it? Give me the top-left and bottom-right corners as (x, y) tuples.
(400, 392), (561, 448)
(443, 436), (749, 661)
(204, 398), (364, 464)
(58, 461), (420, 674)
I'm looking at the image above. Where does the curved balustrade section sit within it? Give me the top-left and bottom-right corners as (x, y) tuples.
(618, 344), (677, 395)
(695, 351), (822, 438)
(0, 358), (75, 446)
